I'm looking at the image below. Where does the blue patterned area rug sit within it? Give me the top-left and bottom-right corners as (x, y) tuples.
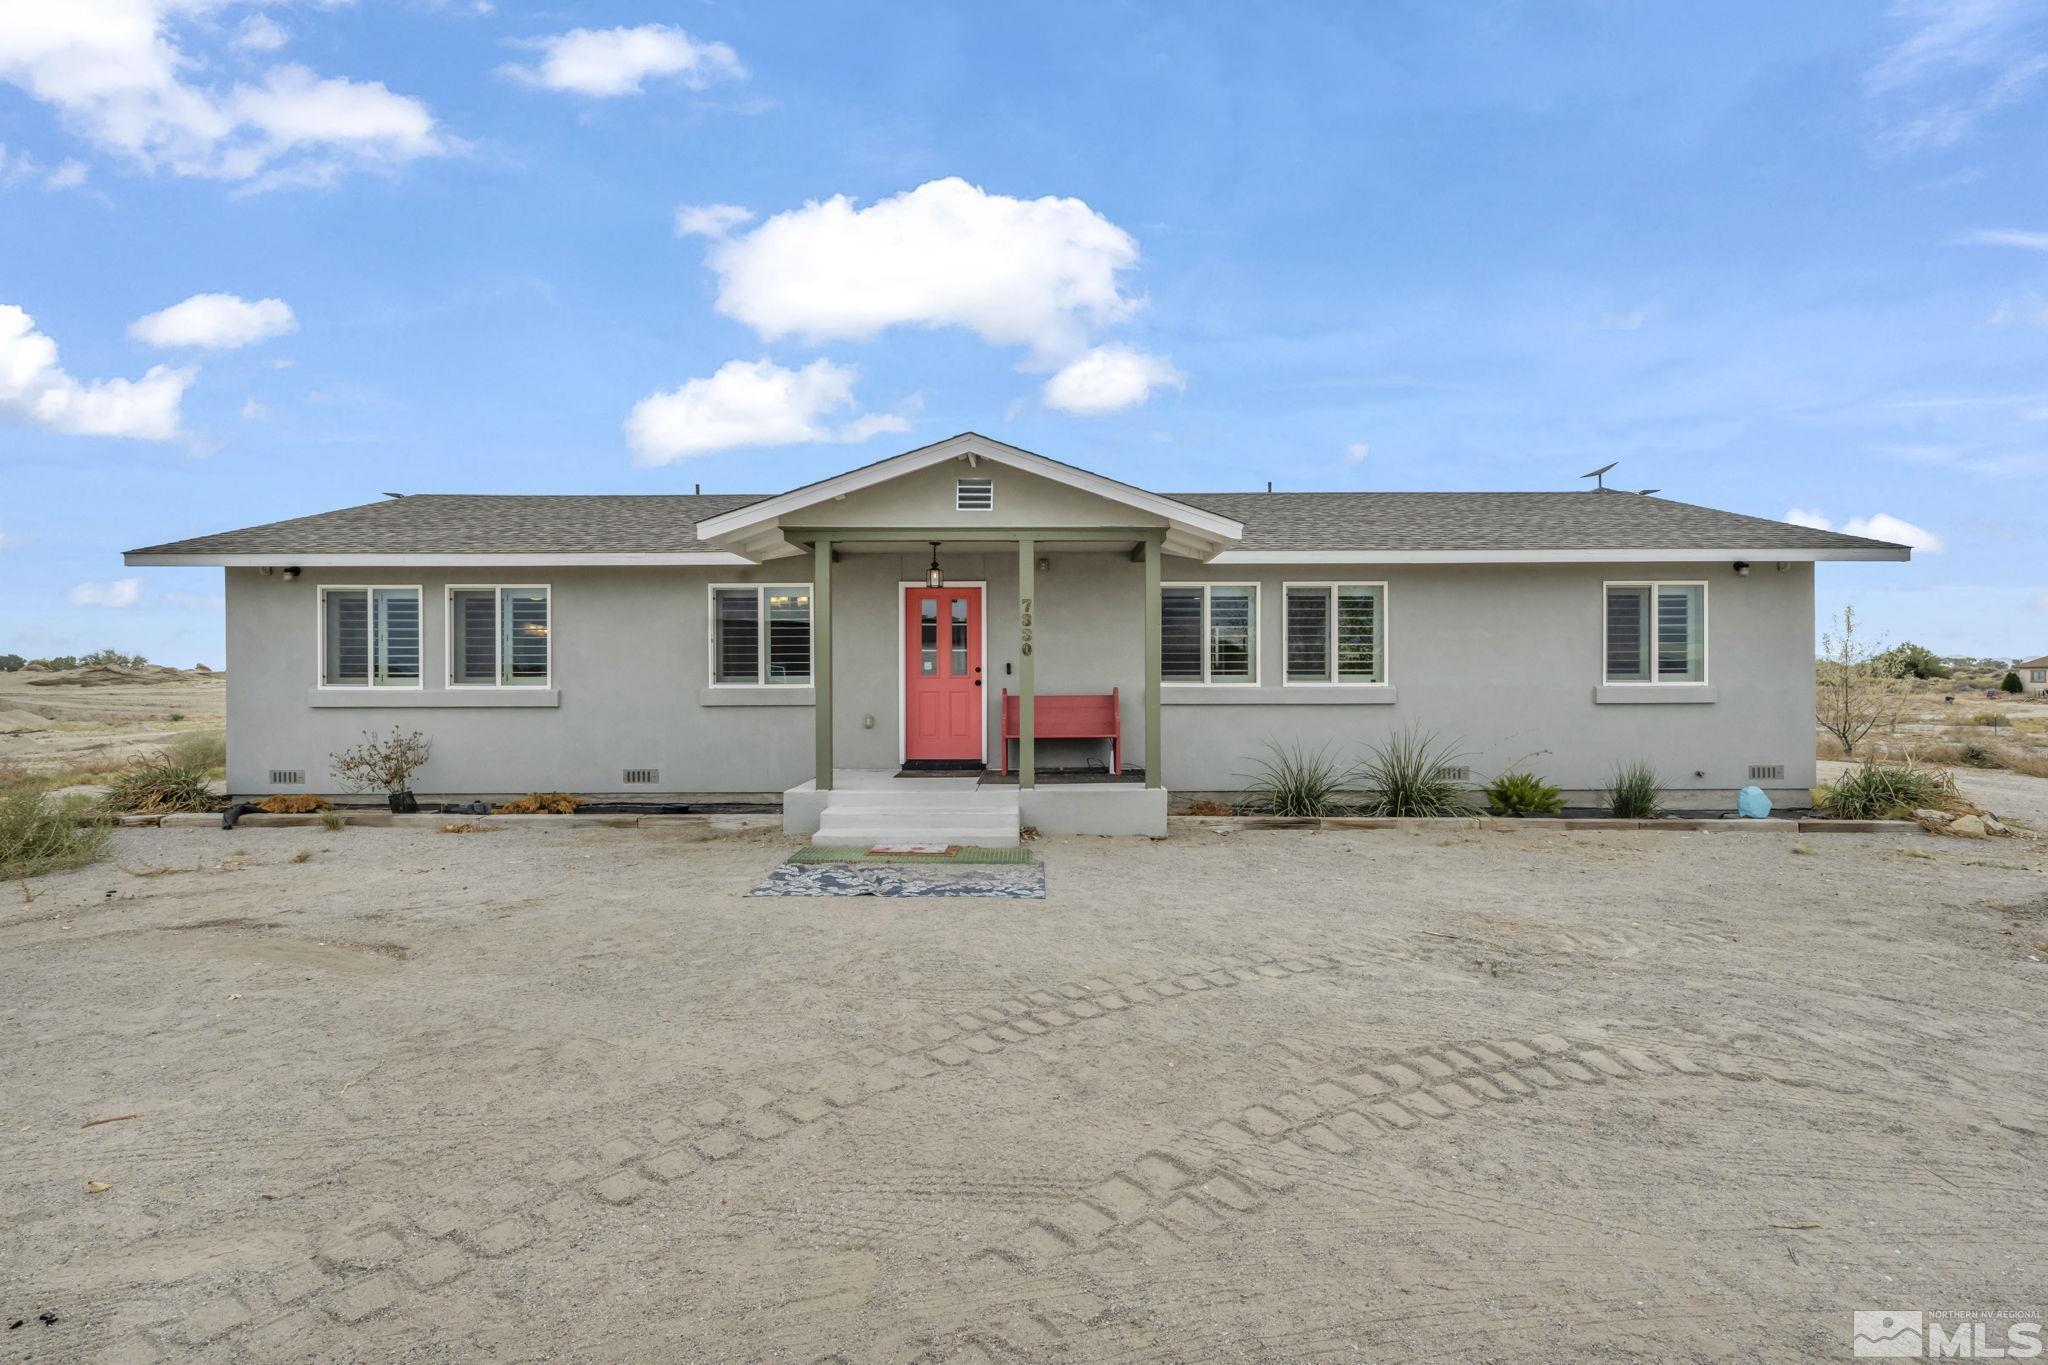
(750, 860), (1045, 898)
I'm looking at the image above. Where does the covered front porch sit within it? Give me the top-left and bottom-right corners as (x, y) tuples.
(781, 526), (1170, 842)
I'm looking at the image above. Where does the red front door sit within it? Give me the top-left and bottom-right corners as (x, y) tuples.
(904, 585), (983, 762)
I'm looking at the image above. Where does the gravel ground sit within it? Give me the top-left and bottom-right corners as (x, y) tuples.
(3, 819), (2045, 1362)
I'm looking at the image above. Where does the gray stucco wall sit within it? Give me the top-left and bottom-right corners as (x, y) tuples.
(224, 557), (1815, 805)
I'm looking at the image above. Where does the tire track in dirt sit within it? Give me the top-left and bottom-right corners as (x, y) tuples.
(96, 949), (1350, 1362)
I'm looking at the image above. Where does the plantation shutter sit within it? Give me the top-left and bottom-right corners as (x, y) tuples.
(1285, 587), (1329, 682)
(714, 588), (760, 683)
(765, 586), (811, 684)
(1160, 587), (1203, 681)
(1208, 587), (1255, 682)
(1605, 586), (1650, 681)
(452, 589), (498, 684)
(324, 590), (369, 686)
(373, 588), (420, 686)
(502, 588), (548, 684)
(1335, 585), (1379, 683)
(1656, 585), (1703, 682)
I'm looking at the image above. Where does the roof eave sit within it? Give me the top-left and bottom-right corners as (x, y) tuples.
(1206, 546), (1912, 564)
(122, 551), (757, 567)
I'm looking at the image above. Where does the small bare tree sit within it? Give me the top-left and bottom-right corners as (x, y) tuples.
(1816, 605), (1906, 758)
(330, 727), (433, 811)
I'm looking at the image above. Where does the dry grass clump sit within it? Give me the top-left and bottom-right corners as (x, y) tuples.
(0, 791), (111, 880)
(165, 730), (227, 772)
(491, 792), (583, 815)
(440, 821), (498, 834)
(1816, 761), (1958, 820)
(1183, 798), (1235, 817)
(258, 793), (332, 814)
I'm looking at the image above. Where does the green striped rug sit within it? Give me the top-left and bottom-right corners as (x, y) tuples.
(790, 845), (1031, 865)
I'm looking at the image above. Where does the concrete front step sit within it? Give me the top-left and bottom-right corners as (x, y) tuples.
(811, 826), (1022, 848)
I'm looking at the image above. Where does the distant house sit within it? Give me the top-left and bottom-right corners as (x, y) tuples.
(2017, 656), (2048, 695)
(125, 432), (1911, 841)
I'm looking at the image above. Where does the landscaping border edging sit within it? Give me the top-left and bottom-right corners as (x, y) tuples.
(1167, 815), (1923, 835)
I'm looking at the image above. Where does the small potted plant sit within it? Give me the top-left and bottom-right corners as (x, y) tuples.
(330, 727), (433, 813)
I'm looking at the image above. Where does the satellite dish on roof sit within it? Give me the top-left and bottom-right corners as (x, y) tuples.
(1580, 461), (1619, 490)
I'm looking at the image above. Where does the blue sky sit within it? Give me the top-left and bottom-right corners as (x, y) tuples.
(3, 0), (2046, 668)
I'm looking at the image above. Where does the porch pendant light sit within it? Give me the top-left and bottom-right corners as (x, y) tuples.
(925, 541), (944, 589)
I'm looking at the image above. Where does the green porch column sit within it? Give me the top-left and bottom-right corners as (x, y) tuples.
(1143, 532), (1162, 789)
(1017, 537), (1035, 789)
(813, 537), (833, 792)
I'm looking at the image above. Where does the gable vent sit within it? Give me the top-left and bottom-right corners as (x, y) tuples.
(1748, 764), (1785, 782)
(269, 769), (305, 786)
(622, 768), (659, 785)
(955, 477), (994, 511)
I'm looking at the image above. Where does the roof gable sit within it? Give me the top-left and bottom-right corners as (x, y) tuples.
(692, 432), (1244, 560)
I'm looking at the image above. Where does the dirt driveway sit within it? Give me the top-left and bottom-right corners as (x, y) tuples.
(3, 821), (2045, 1362)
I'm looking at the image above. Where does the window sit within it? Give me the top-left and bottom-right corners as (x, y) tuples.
(955, 476), (994, 511)
(1604, 582), (1705, 684)
(319, 586), (420, 687)
(2032, 670), (2045, 683)
(1285, 583), (1384, 684)
(711, 585), (812, 685)
(448, 585), (550, 687)
(1161, 584), (1258, 684)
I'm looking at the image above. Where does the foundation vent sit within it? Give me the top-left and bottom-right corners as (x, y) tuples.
(623, 768), (660, 785)
(269, 769), (305, 786)
(1748, 764), (1785, 782)
(955, 476), (994, 511)
(1443, 766), (1471, 782)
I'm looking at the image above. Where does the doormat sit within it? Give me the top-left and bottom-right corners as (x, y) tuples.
(750, 861), (1045, 898)
(790, 845), (1031, 865)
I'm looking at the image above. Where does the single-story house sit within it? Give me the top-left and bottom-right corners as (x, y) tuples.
(125, 432), (1910, 841)
(2016, 656), (2048, 695)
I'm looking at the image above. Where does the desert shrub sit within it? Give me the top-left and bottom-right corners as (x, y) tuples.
(1970, 712), (2013, 728)
(99, 759), (219, 814)
(258, 793), (332, 814)
(0, 653), (23, 672)
(1237, 742), (1357, 818)
(330, 728), (432, 798)
(1484, 770), (1565, 817)
(165, 729), (226, 772)
(0, 791), (111, 879)
(1817, 761), (1957, 820)
(1183, 798), (1235, 816)
(81, 648), (148, 668)
(1956, 741), (2003, 769)
(492, 791), (583, 815)
(1602, 760), (1663, 819)
(1356, 728), (1475, 818)
(2002, 671), (2025, 694)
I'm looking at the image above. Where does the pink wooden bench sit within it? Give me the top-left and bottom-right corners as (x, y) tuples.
(999, 688), (1120, 776)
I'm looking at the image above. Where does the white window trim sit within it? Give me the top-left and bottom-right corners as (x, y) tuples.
(446, 583), (553, 689)
(707, 582), (815, 688)
(954, 476), (995, 512)
(1281, 580), (1389, 687)
(315, 584), (423, 691)
(1601, 579), (1709, 686)
(894, 580), (990, 765)
(1160, 581), (1262, 687)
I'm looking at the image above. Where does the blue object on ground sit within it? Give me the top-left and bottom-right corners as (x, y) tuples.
(1737, 785), (1772, 819)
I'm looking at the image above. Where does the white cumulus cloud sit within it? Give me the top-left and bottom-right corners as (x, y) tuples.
(625, 358), (905, 464)
(674, 202), (754, 239)
(235, 14), (286, 53)
(0, 2), (449, 184)
(131, 293), (295, 349)
(69, 577), (141, 608)
(1041, 345), (1183, 415)
(706, 177), (1143, 362)
(1, 303), (191, 440)
(1784, 507), (1945, 552)
(503, 25), (742, 97)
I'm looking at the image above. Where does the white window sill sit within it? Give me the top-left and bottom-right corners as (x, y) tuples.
(308, 688), (559, 708)
(1162, 686), (1397, 706)
(699, 687), (815, 707)
(1593, 684), (1716, 705)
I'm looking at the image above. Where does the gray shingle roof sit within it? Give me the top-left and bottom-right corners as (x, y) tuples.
(128, 488), (1906, 557)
